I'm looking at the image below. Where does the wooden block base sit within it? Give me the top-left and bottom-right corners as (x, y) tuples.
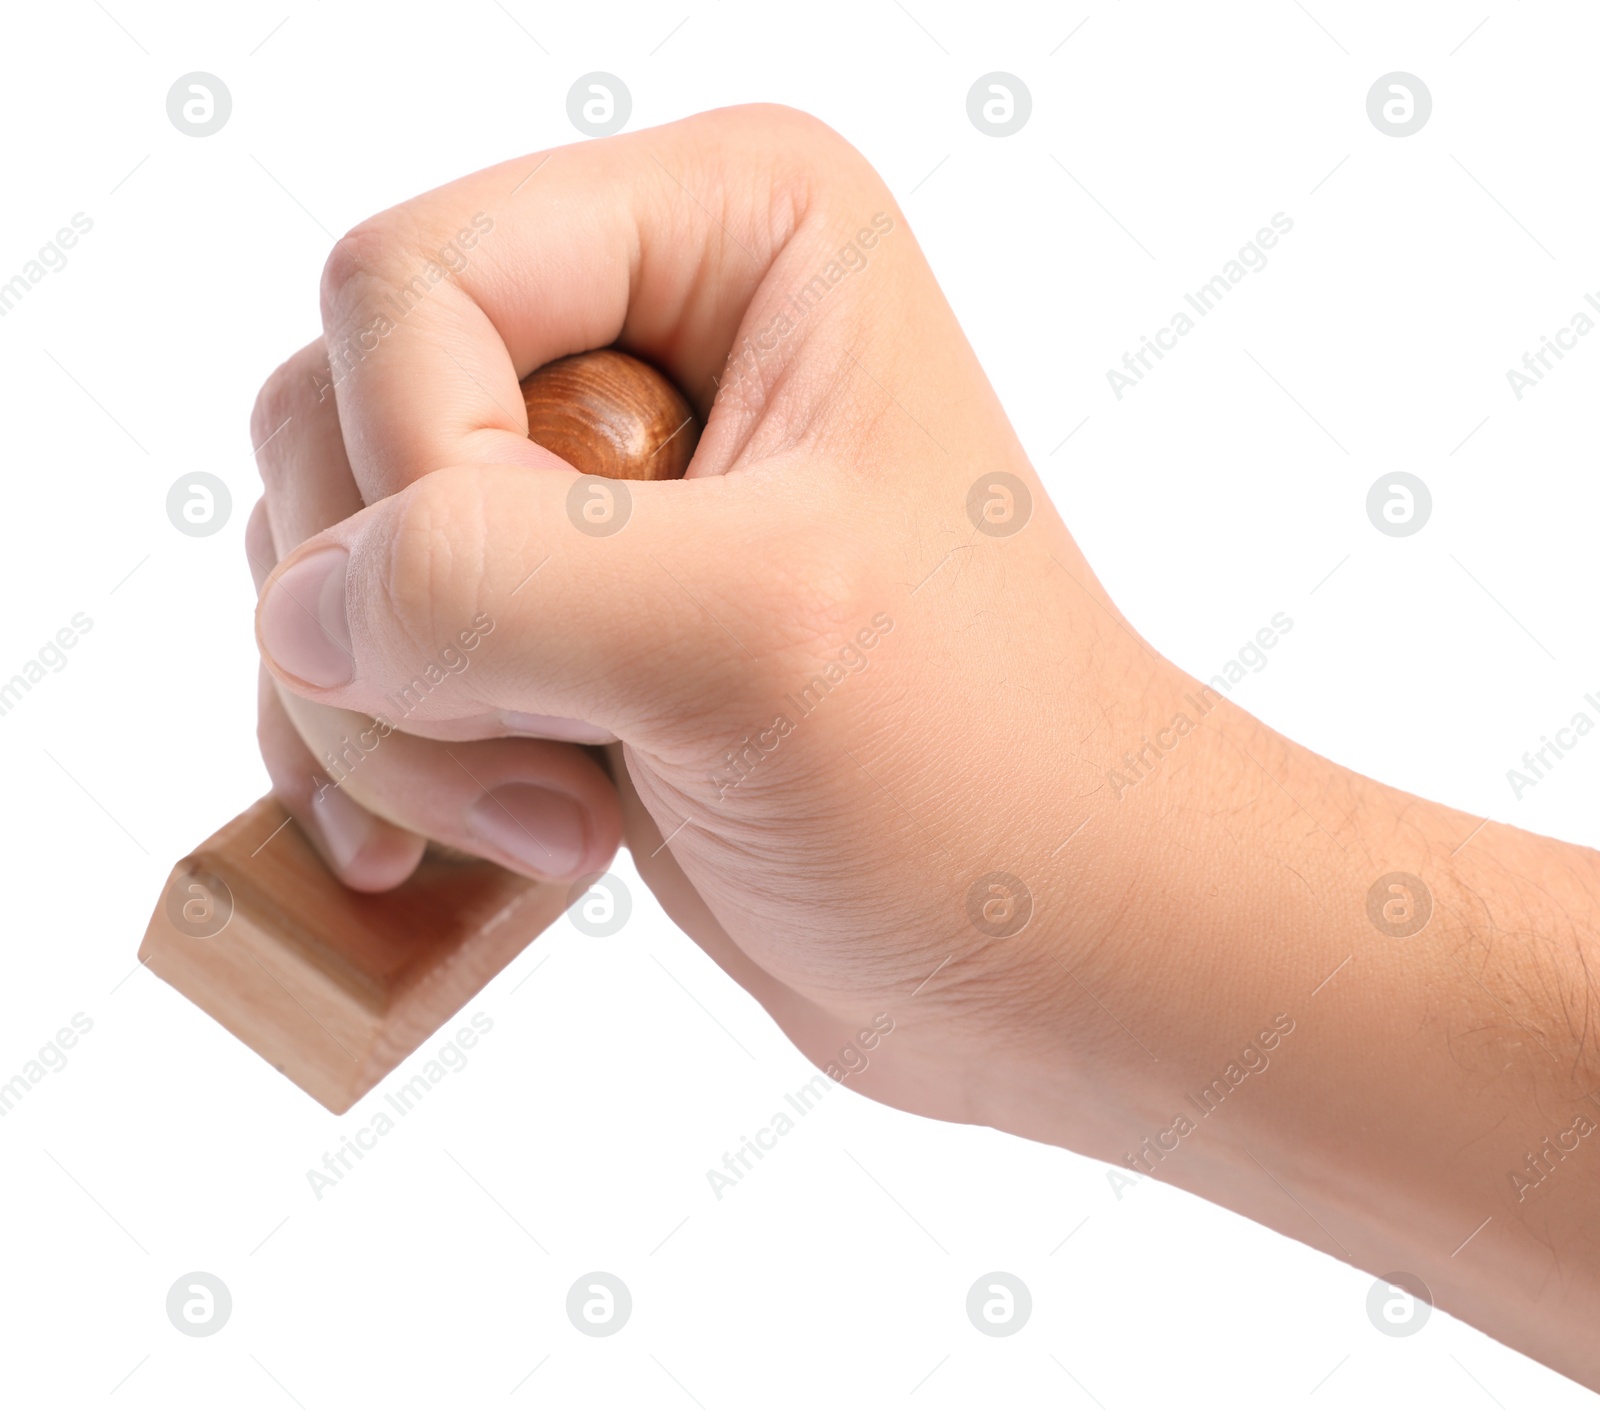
(140, 796), (567, 1113)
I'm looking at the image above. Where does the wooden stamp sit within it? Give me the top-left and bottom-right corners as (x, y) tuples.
(140, 350), (698, 1113)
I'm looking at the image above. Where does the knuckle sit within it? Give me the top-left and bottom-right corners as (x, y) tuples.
(318, 212), (429, 326)
(729, 103), (849, 156)
(747, 105), (882, 195)
(777, 538), (879, 652)
(671, 107), (882, 256)
(318, 220), (390, 313)
(740, 507), (883, 685)
(250, 356), (301, 463)
(249, 342), (328, 490)
(366, 471), (487, 662)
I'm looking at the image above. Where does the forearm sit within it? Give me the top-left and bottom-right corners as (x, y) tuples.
(1011, 650), (1600, 1384)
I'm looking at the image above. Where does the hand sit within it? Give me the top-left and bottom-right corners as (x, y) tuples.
(249, 104), (1600, 1386)
(248, 104), (1112, 1133)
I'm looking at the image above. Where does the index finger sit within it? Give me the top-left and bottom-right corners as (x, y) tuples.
(317, 103), (875, 503)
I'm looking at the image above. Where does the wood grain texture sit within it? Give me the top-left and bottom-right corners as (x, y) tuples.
(141, 350), (697, 1111)
(139, 797), (569, 1113)
(521, 348), (699, 480)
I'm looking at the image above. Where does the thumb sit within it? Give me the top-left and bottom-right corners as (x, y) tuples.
(254, 461), (786, 746)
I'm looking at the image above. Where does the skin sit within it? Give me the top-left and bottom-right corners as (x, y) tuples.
(248, 105), (1600, 1388)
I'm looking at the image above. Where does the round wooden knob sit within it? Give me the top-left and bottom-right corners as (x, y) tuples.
(519, 349), (699, 481)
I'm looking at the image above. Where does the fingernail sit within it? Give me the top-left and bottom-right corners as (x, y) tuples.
(310, 784), (375, 872)
(465, 784), (587, 879)
(499, 711), (616, 745)
(259, 547), (353, 687)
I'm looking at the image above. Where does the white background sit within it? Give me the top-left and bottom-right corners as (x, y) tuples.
(1, 1), (1596, 1404)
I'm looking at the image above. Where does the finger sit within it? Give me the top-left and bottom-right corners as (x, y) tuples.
(254, 339), (617, 749)
(273, 684), (621, 883)
(244, 495), (275, 593)
(249, 350), (623, 879)
(254, 460), (796, 742)
(248, 493), (430, 889)
(257, 667), (429, 891)
(317, 104), (884, 501)
(250, 339), (366, 555)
